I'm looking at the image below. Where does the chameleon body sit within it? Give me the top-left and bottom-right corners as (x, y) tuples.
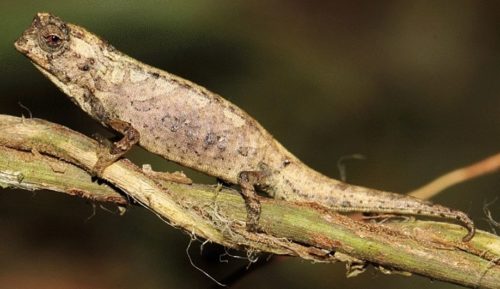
(15, 13), (475, 241)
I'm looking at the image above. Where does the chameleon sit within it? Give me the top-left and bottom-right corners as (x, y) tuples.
(14, 12), (475, 241)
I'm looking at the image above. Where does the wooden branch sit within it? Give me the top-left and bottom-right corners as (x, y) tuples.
(409, 153), (500, 199)
(0, 114), (499, 288)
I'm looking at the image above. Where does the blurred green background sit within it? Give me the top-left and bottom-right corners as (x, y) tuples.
(1, 1), (499, 288)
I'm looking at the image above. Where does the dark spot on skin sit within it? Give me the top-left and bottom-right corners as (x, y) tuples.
(341, 201), (351, 207)
(204, 132), (217, 148)
(79, 64), (90, 71)
(160, 113), (170, 123)
(238, 147), (249, 156)
(283, 159), (291, 167)
(151, 72), (160, 78)
(130, 100), (152, 112)
(170, 117), (184, 132)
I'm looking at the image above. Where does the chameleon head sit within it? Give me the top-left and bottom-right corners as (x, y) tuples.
(15, 13), (70, 57)
(14, 13), (75, 79)
(14, 13), (111, 115)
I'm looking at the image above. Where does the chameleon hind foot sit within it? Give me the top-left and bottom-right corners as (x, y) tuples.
(238, 171), (265, 231)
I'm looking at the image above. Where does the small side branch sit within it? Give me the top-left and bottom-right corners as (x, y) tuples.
(0, 114), (499, 288)
(409, 153), (500, 199)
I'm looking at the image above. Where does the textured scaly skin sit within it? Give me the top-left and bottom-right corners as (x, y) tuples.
(14, 13), (475, 241)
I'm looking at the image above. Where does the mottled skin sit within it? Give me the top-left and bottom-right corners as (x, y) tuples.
(15, 13), (475, 241)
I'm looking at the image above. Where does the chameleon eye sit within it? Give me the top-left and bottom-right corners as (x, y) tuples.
(38, 24), (67, 53)
(44, 34), (62, 48)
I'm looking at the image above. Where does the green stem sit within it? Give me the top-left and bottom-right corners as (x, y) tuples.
(0, 114), (499, 288)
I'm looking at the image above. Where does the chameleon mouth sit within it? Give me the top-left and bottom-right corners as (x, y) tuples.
(14, 15), (43, 64)
(33, 63), (50, 75)
(14, 24), (36, 56)
(15, 41), (49, 73)
(14, 37), (29, 54)
(14, 12), (43, 54)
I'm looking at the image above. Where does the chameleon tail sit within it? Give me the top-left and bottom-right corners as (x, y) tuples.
(327, 184), (475, 242)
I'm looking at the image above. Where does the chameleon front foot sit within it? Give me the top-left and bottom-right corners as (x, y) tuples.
(92, 146), (123, 176)
(238, 171), (265, 231)
(92, 119), (140, 176)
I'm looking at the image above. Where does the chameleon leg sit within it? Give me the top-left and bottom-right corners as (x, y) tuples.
(238, 171), (264, 231)
(93, 119), (140, 175)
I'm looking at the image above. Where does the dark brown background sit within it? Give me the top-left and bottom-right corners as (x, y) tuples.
(1, 1), (499, 288)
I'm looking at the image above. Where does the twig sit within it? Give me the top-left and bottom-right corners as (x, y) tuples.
(484, 198), (500, 234)
(0, 114), (499, 288)
(409, 153), (500, 199)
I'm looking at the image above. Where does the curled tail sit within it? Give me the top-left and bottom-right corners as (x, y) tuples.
(269, 157), (475, 241)
(325, 183), (475, 241)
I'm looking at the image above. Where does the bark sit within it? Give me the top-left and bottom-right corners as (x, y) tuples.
(0, 114), (499, 288)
